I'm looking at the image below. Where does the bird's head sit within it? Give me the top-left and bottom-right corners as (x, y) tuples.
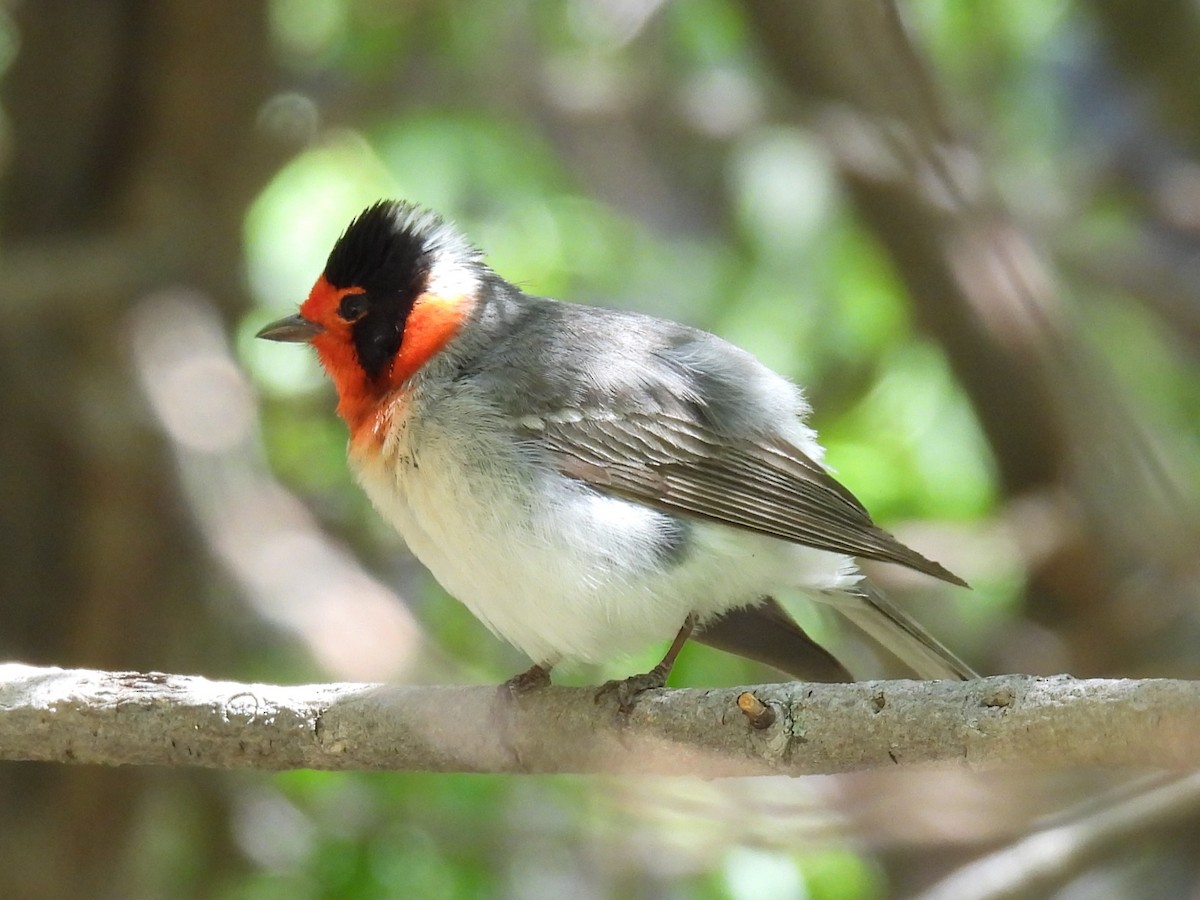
(257, 201), (484, 432)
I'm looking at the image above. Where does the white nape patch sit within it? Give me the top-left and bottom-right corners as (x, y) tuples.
(389, 203), (484, 300)
(426, 250), (482, 300)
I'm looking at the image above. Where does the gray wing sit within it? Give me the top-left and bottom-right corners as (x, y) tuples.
(530, 411), (968, 587)
(467, 292), (964, 585)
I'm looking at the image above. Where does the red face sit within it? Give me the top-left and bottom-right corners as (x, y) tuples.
(260, 271), (471, 441)
(297, 275), (370, 413)
(257, 203), (479, 440)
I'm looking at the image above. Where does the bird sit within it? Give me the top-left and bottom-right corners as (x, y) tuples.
(257, 199), (976, 709)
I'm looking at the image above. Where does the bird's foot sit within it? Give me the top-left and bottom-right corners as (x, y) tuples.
(493, 664), (552, 766)
(497, 663), (552, 704)
(594, 663), (669, 715)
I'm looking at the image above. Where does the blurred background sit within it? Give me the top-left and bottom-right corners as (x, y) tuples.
(2, 1), (1200, 897)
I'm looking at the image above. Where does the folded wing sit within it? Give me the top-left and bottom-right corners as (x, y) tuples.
(533, 412), (967, 587)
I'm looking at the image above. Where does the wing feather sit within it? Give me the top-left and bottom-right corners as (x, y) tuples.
(534, 413), (967, 587)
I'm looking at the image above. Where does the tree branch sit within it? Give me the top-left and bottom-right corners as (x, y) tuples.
(918, 772), (1200, 900)
(1, 665), (1197, 776)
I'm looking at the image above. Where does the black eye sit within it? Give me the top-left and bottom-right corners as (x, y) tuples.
(337, 292), (370, 322)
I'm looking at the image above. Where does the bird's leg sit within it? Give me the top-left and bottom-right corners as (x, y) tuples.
(499, 662), (552, 700)
(595, 614), (697, 714)
(493, 663), (554, 766)
(494, 662), (552, 727)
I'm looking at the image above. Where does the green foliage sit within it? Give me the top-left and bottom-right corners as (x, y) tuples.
(232, 0), (1194, 895)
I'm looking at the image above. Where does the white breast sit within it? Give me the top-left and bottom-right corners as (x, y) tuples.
(349, 390), (858, 667)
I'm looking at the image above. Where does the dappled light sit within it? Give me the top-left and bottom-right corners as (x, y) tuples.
(3, 2), (1200, 899)
(130, 290), (423, 683)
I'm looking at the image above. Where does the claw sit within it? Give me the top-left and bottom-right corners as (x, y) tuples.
(594, 664), (669, 714)
(497, 663), (552, 705)
(593, 614), (697, 714)
(492, 663), (553, 767)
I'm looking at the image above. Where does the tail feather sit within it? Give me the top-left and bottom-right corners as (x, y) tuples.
(695, 597), (853, 682)
(695, 586), (976, 682)
(835, 581), (977, 680)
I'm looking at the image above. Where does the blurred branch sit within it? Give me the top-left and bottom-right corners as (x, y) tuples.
(745, 1), (1067, 494)
(1057, 13), (1200, 359)
(1089, 0), (1200, 152)
(2, 664), (1199, 776)
(743, 2), (1200, 676)
(919, 772), (1200, 900)
(129, 291), (435, 684)
(0, 236), (151, 321)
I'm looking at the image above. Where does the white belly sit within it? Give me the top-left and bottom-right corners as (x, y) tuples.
(349, 402), (858, 666)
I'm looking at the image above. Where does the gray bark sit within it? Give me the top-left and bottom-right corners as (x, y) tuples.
(2, 665), (1197, 776)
